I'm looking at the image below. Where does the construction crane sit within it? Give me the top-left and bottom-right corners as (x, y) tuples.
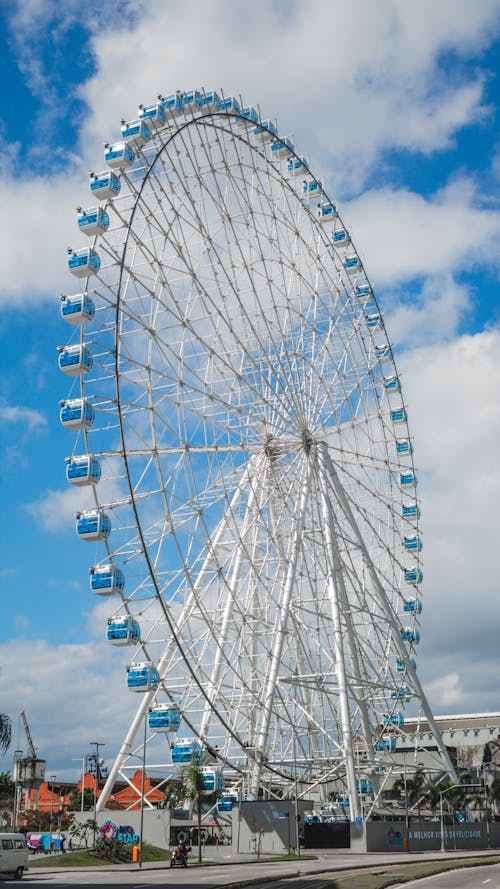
(19, 710), (37, 757)
(14, 711), (45, 809)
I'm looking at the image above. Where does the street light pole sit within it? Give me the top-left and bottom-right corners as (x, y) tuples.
(49, 775), (56, 835)
(89, 742), (105, 848)
(12, 750), (22, 831)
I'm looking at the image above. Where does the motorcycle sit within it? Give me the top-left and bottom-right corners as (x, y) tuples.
(170, 846), (188, 868)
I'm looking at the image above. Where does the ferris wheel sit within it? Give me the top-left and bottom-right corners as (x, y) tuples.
(58, 88), (456, 819)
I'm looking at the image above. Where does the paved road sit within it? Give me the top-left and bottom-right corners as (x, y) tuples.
(6, 849), (500, 889)
(394, 862), (500, 888)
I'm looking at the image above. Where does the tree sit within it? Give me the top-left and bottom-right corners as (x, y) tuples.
(393, 768), (426, 816)
(0, 715), (11, 755)
(68, 787), (95, 812)
(0, 772), (14, 827)
(181, 762), (205, 863)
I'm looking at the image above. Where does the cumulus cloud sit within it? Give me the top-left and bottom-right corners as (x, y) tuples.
(0, 1), (499, 306)
(0, 638), (136, 779)
(0, 402), (47, 431)
(399, 329), (500, 713)
(344, 179), (500, 287)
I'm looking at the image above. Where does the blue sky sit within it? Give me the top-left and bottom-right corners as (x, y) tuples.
(2, 0), (500, 780)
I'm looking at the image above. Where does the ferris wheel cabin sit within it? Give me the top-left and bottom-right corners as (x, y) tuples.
(201, 767), (224, 792)
(171, 739), (202, 763)
(89, 171), (121, 200)
(58, 344), (93, 376)
(60, 293), (95, 325)
(104, 142), (135, 170)
(148, 704), (181, 732)
(76, 510), (111, 541)
(77, 206), (110, 237)
(60, 398), (95, 429)
(138, 102), (166, 129)
(107, 617), (140, 645)
(127, 662), (160, 692)
(90, 564), (125, 596)
(66, 454), (101, 486)
(67, 247), (101, 278)
(120, 119), (151, 148)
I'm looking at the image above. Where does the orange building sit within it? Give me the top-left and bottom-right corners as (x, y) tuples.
(19, 769), (166, 822)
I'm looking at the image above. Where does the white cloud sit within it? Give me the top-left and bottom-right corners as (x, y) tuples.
(399, 329), (500, 712)
(0, 402), (47, 431)
(344, 179), (500, 287)
(423, 672), (463, 710)
(386, 275), (472, 347)
(0, 638), (135, 779)
(0, 1), (499, 306)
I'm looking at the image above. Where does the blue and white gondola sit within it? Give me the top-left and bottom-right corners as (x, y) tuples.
(396, 439), (412, 455)
(375, 343), (391, 361)
(384, 376), (400, 393)
(253, 119), (277, 141)
(236, 105), (259, 127)
(221, 96), (241, 114)
(400, 628), (420, 644)
(201, 768), (224, 792)
(271, 137), (294, 158)
(104, 142), (135, 170)
(198, 90), (222, 112)
(127, 661), (160, 692)
(391, 408), (407, 423)
(403, 598), (422, 613)
(302, 179), (322, 198)
(344, 254), (361, 275)
(107, 617), (140, 645)
(317, 203), (336, 222)
(58, 344), (93, 376)
(148, 703), (181, 732)
(89, 171), (121, 201)
(287, 156), (308, 176)
(120, 119), (150, 148)
(138, 102), (166, 129)
(171, 739), (202, 763)
(77, 206), (110, 237)
(76, 509), (111, 541)
(404, 535), (422, 552)
(402, 503), (420, 519)
(400, 471), (416, 487)
(366, 312), (381, 329)
(60, 294), (95, 325)
(332, 228), (350, 248)
(404, 566), (423, 584)
(90, 563), (125, 596)
(66, 455), (101, 486)
(68, 248), (101, 278)
(60, 398), (95, 429)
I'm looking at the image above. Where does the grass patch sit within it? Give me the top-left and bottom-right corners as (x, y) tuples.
(29, 843), (167, 868)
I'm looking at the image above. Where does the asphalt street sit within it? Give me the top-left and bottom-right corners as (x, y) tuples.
(5, 849), (500, 889)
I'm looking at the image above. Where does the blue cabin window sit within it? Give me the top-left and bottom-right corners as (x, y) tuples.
(404, 567), (423, 584)
(403, 598), (422, 613)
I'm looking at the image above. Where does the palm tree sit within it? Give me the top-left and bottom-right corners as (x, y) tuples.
(0, 715), (11, 755)
(393, 768), (426, 816)
(181, 762), (205, 863)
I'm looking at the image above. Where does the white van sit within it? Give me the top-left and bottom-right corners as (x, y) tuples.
(0, 833), (28, 880)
